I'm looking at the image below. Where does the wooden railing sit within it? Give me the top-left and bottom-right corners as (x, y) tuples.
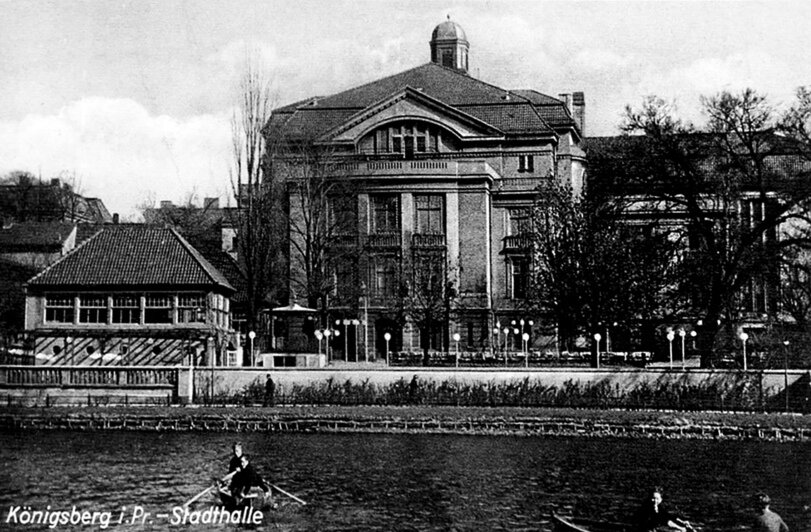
(0, 366), (177, 388)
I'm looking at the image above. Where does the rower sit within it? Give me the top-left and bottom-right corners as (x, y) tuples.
(230, 454), (271, 504)
(228, 442), (244, 474)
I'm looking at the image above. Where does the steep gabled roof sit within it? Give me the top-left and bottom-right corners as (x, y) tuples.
(269, 62), (569, 141)
(27, 225), (233, 291)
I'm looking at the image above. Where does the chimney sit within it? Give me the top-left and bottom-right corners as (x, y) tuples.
(558, 93), (572, 113)
(204, 197), (219, 210)
(113, 213), (119, 224)
(160, 200), (174, 209)
(572, 92), (585, 136)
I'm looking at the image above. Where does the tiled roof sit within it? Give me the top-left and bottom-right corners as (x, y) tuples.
(457, 103), (550, 134)
(186, 239), (248, 304)
(0, 222), (75, 251)
(28, 225), (234, 291)
(269, 62), (572, 140)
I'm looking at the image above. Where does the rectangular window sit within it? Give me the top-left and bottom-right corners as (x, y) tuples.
(508, 208), (531, 235)
(509, 258), (529, 300)
(334, 259), (356, 302)
(112, 295), (140, 324)
(371, 254), (398, 299)
(45, 295), (74, 323)
(178, 294), (206, 324)
(518, 155), (534, 172)
(329, 195), (357, 235)
(372, 194), (400, 234)
(144, 294), (172, 324)
(415, 195), (444, 234)
(79, 295), (107, 324)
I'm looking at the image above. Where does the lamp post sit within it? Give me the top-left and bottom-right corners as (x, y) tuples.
(384, 332), (391, 366)
(666, 331), (675, 369)
(315, 330), (324, 356)
(739, 331), (749, 371)
(341, 319), (351, 361)
(248, 331), (256, 366)
(594, 332), (602, 369)
(522, 332), (530, 367)
(323, 329), (331, 363)
(360, 282), (369, 363)
(503, 327), (510, 367)
(453, 332), (461, 368)
(351, 319), (360, 362)
(678, 329), (686, 370)
(492, 325), (500, 357)
(783, 339), (790, 412)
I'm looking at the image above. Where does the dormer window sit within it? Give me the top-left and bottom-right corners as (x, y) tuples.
(518, 155), (534, 173)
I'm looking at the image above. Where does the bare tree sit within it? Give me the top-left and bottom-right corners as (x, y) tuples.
(229, 52), (286, 347)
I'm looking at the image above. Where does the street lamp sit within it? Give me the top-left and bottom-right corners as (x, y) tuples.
(248, 331), (256, 366)
(678, 329), (686, 370)
(503, 327), (510, 367)
(360, 282), (369, 363)
(351, 319), (360, 362)
(492, 326), (500, 357)
(783, 339), (790, 412)
(314, 330), (324, 356)
(323, 329), (332, 363)
(453, 332), (461, 368)
(739, 331), (749, 371)
(384, 332), (391, 366)
(666, 330), (675, 369)
(342, 319), (351, 362)
(594, 332), (602, 369)
(522, 332), (530, 367)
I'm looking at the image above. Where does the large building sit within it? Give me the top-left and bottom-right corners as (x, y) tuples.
(267, 19), (586, 359)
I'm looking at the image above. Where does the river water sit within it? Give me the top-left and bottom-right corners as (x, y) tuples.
(0, 430), (808, 531)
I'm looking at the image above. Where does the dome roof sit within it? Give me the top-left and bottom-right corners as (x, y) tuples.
(431, 18), (467, 42)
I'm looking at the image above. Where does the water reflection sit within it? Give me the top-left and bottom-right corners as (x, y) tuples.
(1, 430), (808, 531)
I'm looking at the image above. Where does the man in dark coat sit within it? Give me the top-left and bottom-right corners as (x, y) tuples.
(264, 375), (275, 407)
(634, 486), (692, 532)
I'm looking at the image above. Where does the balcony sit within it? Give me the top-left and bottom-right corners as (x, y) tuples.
(502, 234), (533, 252)
(496, 177), (546, 192)
(366, 233), (401, 249)
(332, 159), (501, 182)
(412, 233), (446, 249)
(327, 234), (358, 248)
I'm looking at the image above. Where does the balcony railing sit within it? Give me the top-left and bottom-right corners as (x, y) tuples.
(412, 233), (446, 248)
(496, 177), (546, 192)
(366, 233), (401, 248)
(502, 234), (533, 251)
(327, 234), (358, 248)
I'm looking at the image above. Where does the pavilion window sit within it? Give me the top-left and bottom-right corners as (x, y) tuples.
(45, 295), (74, 323)
(144, 294), (172, 324)
(79, 295), (107, 324)
(112, 295), (140, 324)
(178, 294), (206, 323)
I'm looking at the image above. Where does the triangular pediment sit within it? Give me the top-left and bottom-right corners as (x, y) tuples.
(318, 87), (504, 144)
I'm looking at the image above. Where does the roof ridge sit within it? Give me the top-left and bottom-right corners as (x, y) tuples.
(25, 224), (105, 285)
(169, 228), (234, 291)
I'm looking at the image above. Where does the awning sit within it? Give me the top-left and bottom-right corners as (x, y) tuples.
(272, 303), (318, 313)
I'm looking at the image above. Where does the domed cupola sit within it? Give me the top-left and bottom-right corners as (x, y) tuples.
(430, 16), (469, 73)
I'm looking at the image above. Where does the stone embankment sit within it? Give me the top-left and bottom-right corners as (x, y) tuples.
(0, 407), (808, 442)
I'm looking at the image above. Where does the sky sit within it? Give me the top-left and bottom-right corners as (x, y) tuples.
(2, 0), (811, 219)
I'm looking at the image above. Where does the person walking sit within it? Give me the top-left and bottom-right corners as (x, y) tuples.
(264, 374), (275, 407)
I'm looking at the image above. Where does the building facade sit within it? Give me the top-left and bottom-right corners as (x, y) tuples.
(267, 19), (586, 359)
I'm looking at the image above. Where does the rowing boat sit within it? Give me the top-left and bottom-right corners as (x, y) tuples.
(552, 514), (635, 532)
(215, 486), (272, 512)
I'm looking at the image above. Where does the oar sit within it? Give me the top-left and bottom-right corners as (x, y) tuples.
(271, 485), (307, 506)
(183, 471), (237, 508)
